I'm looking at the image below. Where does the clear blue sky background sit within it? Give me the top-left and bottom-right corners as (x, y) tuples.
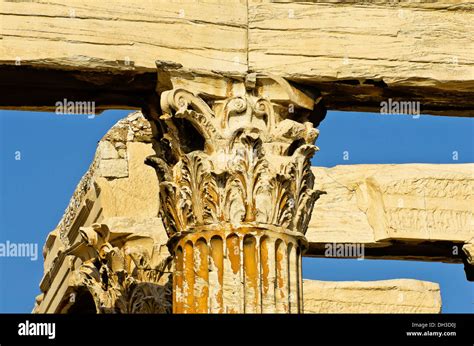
(0, 109), (473, 313)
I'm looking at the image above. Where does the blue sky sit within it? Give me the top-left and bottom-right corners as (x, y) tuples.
(0, 109), (473, 313)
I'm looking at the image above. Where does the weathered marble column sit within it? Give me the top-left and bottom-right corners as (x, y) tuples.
(146, 63), (324, 313)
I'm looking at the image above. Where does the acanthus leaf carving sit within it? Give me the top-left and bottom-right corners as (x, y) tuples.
(147, 69), (325, 242)
(66, 223), (172, 314)
(287, 144), (319, 233)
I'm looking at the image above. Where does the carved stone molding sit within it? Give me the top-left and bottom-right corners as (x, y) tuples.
(65, 224), (172, 313)
(145, 63), (325, 313)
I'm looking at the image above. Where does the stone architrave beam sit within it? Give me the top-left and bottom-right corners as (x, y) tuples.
(1, 0), (473, 115)
(303, 279), (442, 313)
(306, 164), (474, 269)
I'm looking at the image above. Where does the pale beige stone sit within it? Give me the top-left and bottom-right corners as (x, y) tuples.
(97, 141), (119, 160)
(365, 165), (473, 242)
(97, 143), (159, 219)
(1, 1), (472, 115)
(248, 0), (474, 116)
(307, 164), (474, 248)
(303, 279), (442, 313)
(0, 0), (247, 73)
(463, 241), (474, 265)
(98, 159), (128, 178)
(34, 111), (167, 313)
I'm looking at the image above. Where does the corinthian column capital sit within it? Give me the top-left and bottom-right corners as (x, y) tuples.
(146, 62), (325, 313)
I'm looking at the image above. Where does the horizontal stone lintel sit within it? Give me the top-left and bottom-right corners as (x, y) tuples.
(1, 0), (473, 116)
(306, 164), (473, 265)
(303, 279), (442, 313)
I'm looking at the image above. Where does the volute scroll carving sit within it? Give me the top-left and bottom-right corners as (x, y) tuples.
(146, 65), (325, 243)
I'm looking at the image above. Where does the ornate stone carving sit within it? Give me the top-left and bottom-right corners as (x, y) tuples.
(148, 70), (322, 235)
(145, 64), (325, 313)
(66, 223), (172, 313)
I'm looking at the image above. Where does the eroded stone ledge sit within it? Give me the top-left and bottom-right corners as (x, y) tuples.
(303, 279), (442, 313)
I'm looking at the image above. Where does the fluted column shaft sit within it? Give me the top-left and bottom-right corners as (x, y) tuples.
(171, 227), (305, 313)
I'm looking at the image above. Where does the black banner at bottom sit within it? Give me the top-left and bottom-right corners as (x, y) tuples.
(0, 313), (472, 345)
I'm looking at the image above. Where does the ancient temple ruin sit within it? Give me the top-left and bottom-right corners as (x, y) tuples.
(1, 0), (472, 314)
